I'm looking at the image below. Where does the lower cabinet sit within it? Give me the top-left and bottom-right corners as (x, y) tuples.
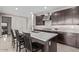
(64, 33), (76, 47)
(49, 39), (57, 52)
(76, 34), (79, 48)
(57, 32), (79, 48)
(57, 33), (65, 44)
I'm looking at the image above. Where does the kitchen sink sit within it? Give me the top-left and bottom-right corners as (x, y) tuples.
(32, 31), (40, 33)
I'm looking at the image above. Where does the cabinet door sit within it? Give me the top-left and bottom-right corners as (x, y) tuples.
(76, 34), (79, 48)
(52, 11), (65, 25)
(49, 38), (57, 52)
(57, 33), (65, 44)
(72, 7), (79, 25)
(57, 10), (65, 25)
(64, 33), (76, 47)
(64, 9), (73, 25)
(51, 13), (58, 25)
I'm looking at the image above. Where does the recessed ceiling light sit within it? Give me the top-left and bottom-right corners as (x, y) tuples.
(44, 6), (47, 10)
(15, 8), (18, 10)
(54, 13), (58, 16)
(30, 12), (33, 14)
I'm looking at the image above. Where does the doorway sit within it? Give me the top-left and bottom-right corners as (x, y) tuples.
(2, 16), (12, 35)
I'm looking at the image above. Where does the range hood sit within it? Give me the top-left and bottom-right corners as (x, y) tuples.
(43, 13), (51, 21)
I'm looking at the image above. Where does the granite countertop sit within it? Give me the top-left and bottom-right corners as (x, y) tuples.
(31, 31), (58, 42)
(34, 27), (79, 33)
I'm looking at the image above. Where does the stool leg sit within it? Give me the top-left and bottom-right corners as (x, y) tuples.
(16, 41), (18, 52)
(19, 44), (21, 52)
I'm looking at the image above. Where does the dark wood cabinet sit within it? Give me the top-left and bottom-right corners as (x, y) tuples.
(72, 7), (79, 24)
(64, 9), (73, 25)
(76, 34), (79, 48)
(51, 10), (65, 25)
(51, 7), (79, 25)
(36, 15), (45, 25)
(51, 13), (58, 25)
(36, 7), (79, 25)
(57, 32), (76, 47)
(57, 32), (79, 48)
(64, 33), (76, 47)
(49, 37), (57, 52)
(51, 8), (73, 25)
(57, 32), (65, 44)
(56, 10), (65, 24)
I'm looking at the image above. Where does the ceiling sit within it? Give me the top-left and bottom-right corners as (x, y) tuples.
(0, 6), (74, 17)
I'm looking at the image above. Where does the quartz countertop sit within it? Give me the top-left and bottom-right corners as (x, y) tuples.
(31, 31), (58, 42)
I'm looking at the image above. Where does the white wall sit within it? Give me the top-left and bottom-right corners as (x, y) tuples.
(0, 14), (29, 33)
(45, 20), (52, 27)
(27, 13), (36, 32)
(12, 16), (28, 33)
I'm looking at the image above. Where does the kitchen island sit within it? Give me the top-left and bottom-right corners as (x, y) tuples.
(31, 31), (58, 52)
(34, 27), (79, 48)
(21, 31), (58, 52)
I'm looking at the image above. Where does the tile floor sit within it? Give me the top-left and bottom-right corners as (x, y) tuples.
(0, 34), (79, 52)
(57, 43), (79, 52)
(0, 35), (16, 52)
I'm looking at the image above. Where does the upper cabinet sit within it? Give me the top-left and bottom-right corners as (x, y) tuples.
(51, 7), (79, 25)
(56, 10), (65, 24)
(51, 13), (58, 25)
(72, 7), (79, 25)
(51, 9), (73, 25)
(64, 9), (73, 25)
(36, 15), (45, 25)
(51, 9), (66, 25)
(36, 7), (79, 25)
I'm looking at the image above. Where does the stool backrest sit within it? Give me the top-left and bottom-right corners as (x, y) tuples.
(11, 29), (15, 39)
(15, 30), (20, 41)
(24, 33), (32, 51)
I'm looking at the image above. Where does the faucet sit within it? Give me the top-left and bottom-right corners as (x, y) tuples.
(54, 28), (58, 30)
